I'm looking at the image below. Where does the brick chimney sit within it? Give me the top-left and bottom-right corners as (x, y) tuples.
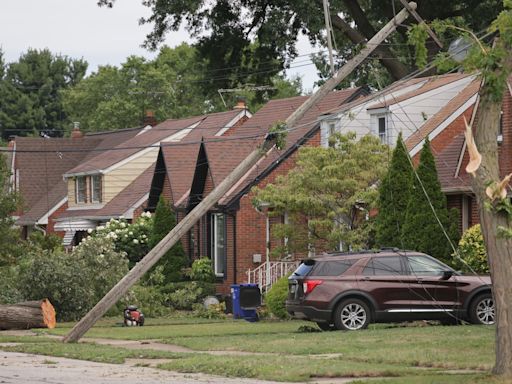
(70, 122), (84, 139)
(143, 110), (158, 127)
(233, 97), (247, 110)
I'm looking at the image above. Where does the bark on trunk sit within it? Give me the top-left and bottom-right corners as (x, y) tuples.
(0, 299), (56, 330)
(471, 91), (512, 377)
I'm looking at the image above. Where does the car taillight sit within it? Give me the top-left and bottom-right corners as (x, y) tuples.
(303, 280), (323, 294)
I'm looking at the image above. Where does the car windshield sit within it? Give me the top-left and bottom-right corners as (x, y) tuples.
(408, 255), (454, 276)
(291, 260), (315, 277)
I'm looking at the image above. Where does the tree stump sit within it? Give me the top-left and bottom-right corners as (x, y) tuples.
(0, 299), (56, 330)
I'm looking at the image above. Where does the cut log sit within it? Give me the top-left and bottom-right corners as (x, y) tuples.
(0, 298), (56, 330)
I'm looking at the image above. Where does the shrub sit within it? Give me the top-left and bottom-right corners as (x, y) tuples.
(19, 236), (129, 321)
(189, 257), (215, 282)
(0, 265), (23, 304)
(454, 224), (489, 274)
(265, 274), (291, 319)
(92, 213), (153, 265)
(165, 281), (216, 310)
(149, 196), (187, 283)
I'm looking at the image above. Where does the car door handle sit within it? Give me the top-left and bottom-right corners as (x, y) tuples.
(416, 278), (424, 283)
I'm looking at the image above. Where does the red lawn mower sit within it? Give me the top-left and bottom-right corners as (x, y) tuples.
(123, 305), (145, 326)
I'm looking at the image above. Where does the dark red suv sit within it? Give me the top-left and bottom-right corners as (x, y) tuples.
(286, 249), (494, 331)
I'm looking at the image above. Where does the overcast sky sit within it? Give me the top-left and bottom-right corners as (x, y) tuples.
(0, 0), (319, 91)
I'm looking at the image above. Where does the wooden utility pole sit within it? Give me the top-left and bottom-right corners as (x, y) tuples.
(63, 2), (416, 343)
(322, 0), (336, 76)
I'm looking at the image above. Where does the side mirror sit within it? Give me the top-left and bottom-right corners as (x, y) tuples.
(441, 270), (454, 280)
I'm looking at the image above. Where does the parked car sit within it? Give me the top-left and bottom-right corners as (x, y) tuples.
(286, 249), (494, 331)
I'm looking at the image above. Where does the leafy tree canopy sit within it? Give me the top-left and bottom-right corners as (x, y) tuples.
(62, 43), (301, 133)
(252, 132), (388, 254)
(0, 152), (21, 266)
(98, 0), (502, 89)
(0, 49), (87, 139)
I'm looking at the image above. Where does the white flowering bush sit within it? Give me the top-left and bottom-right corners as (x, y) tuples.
(91, 212), (153, 265)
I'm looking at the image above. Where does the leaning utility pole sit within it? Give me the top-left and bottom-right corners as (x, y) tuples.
(64, 2), (416, 343)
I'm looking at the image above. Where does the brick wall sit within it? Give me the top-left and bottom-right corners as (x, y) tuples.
(47, 200), (69, 237)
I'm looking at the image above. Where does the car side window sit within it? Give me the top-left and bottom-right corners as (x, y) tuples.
(311, 259), (355, 276)
(363, 256), (404, 276)
(407, 256), (447, 276)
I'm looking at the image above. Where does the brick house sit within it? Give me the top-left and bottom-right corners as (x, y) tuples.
(55, 108), (250, 245)
(147, 88), (368, 294)
(414, 78), (512, 233)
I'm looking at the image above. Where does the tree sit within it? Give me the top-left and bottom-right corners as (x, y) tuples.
(0, 49), (87, 139)
(0, 152), (21, 266)
(252, 133), (388, 254)
(409, 2), (512, 375)
(375, 133), (414, 248)
(98, 0), (502, 89)
(149, 195), (187, 283)
(401, 138), (459, 264)
(62, 44), (302, 132)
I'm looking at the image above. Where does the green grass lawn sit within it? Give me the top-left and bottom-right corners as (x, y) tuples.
(0, 318), (501, 383)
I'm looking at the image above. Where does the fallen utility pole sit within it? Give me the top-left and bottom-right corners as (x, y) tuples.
(63, 2), (416, 343)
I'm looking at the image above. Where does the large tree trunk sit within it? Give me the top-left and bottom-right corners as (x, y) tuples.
(471, 90), (512, 377)
(0, 299), (56, 330)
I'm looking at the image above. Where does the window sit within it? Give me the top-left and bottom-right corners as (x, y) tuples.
(363, 256), (403, 276)
(378, 116), (387, 144)
(91, 175), (102, 203)
(211, 213), (226, 277)
(407, 255), (450, 276)
(311, 259), (355, 276)
(75, 176), (87, 203)
(328, 122), (336, 147)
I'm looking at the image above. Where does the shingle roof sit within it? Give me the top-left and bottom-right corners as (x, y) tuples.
(65, 110), (243, 175)
(213, 88), (365, 205)
(405, 79), (480, 152)
(161, 143), (201, 205)
(435, 133), (472, 192)
(367, 73), (471, 110)
(14, 128), (142, 225)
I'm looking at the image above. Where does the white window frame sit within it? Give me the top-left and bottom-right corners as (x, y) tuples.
(211, 213), (226, 277)
(91, 174), (102, 203)
(75, 176), (87, 204)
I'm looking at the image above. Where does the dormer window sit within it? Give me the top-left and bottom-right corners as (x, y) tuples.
(328, 122), (336, 147)
(76, 176), (87, 203)
(91, 174), (102, 203)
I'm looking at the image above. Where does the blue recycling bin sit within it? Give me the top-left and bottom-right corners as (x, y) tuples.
(231, 284), (261, 322)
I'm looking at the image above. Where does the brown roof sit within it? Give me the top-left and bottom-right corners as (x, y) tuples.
(367, 73), (471, 110)
(435, 133), (472, 192)
(161, 143), (201, 205)
(405, 79), (480, 151)
(14, 129), (142, 225)
(65, 110), (243, 175)
(214, 88), (365, 205)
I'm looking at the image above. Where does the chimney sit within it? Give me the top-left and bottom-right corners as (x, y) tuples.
(71, 122), (84, 139)
(143, 110), (157, 127)
(8, 137), (15, 148)
(233, 97), (247, 110)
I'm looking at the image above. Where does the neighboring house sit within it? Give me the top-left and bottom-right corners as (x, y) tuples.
(55, 107), (250, 245)
(147, 88), (368, 294)
(417, 77), (512, 233)
(9, 126), (143, 238)
(320, 73), (477, 147)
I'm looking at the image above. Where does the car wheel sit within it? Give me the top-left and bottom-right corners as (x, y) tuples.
(469, 293), (495, 325)
(334, 298), (371, 331)
(316, 322), (335, 331)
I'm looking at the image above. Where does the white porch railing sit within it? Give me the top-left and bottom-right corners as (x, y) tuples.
(247, 261), (299, 294)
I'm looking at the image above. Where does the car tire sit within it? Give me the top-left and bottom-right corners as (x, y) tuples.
(316, 322), (335, 331)
(469, 293), (495, 325)
(333, 298), (371, 331)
